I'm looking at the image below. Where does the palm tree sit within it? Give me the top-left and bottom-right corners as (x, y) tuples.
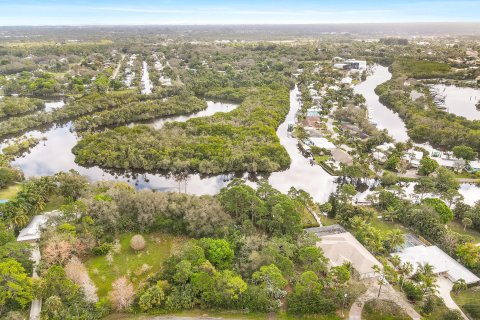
(11, 213), (29, 228)
(399, 262), (413, 290)
(416, 262), (435, 279)
(386, 229), (405, 252)
(391, 255), (401, 269)
(452, 279), (467, 295)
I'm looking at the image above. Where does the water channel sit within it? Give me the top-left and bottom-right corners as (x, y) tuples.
(431, 84), (480, 120)
(354, 65), (409, 142)
(2, 67), (479, 205)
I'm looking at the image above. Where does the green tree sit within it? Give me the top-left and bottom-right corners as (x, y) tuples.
(55, 170), (89, 202)
(422, 198), (454, 224)
(453, 145), (477, 162)
(384, 155), (400, 171)
(287, 271), (335, 315)
(0, 259), (33, 315)
(418, 156), (439, 176)
(252, 264), (288, 300)
(139, 285), (165, 311)
(93, 74), (110, 92)
(434, 167), (460, 194)
(199, 238), (234, 270)
(462, 217), (473, 231)
(456, 243), (480, 268)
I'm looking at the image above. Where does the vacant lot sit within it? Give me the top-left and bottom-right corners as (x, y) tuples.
(85, 233), (186, 298)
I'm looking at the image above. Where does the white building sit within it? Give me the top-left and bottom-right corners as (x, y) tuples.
(309, 137), (336, 150)
(17, 211), (60, 242)
(316, 231), (382, 279)
(394, 245), (480, 285)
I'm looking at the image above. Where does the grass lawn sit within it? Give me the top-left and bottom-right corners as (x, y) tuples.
(369, 216), (406, 234)
(300, 207), (319, 228)
(362, 300), (410, 320)
(0, 184), (21, 200)
(451, 286), (480, 320)
(85, 233), (186, 298)
(314, 155), (331, 164)
(42, 194), (65, 212)
(104, 310), (341, 320)
(448, 220), (480, 243)
(321, 216), (337, 226)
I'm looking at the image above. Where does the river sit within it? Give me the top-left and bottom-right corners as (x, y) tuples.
(354, 65), (409, 142)
(141, 61), (153, 95)
(4, 101), (242, 194)
(3, 71), (479, 205)
(268, 86), (336, 202)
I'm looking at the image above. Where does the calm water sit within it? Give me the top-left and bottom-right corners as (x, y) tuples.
(431, 84), (480, 120)
(5, 101), (241, 194)
(268, 86), (336, 202)
(141, 61), (153, 95)
(3, 83), (479, 205)
(44, 99), (65, 112)
(354, 65), (409, 142)
(4, 90), (336, 201)
(355, 181), (480, 206)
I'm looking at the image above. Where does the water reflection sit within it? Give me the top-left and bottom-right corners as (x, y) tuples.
(141, 61), (153, 95)
(354, 65), (409, 142)
(7, 101), (241, 194)
(268, 86), (336, 203)
(44, 100), (65, 112)
(431, 84), (480, 120)
(148, 101), (238, 129)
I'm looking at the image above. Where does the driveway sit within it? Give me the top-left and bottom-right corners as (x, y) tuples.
(436, 276), (468, 320)
(29, 244), (42, 320)
(349, 277), (421, 320)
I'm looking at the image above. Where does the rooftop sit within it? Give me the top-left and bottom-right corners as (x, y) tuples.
(17, 210), (60, 242)
(394, 245), (480, 285)
(307, 225), (382, 278)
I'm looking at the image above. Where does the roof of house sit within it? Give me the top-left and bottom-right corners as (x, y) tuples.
(331, 148), (353, 165)
(316, 231), (383, 276)
(393, 245), (480, 285)
(17, 210), (60, 242)
(310, 137), (336, 150)
(375, 143), (396, 152)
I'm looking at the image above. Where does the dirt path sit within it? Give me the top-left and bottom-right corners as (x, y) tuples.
(111, 54), (126, 80)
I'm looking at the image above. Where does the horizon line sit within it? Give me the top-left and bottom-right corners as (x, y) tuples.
(2, 21), (480, 27)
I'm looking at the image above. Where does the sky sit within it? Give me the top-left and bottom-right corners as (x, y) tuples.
(1, 0), (480, 26)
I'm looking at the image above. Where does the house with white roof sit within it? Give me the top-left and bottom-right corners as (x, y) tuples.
(372, 143), (396, 163)
(307, 225), (383, 279)
(394, 245), (480, 285)
(309, 137), (336, 150)
(402, 149), (424, 168)
(17, 210), (60, 242)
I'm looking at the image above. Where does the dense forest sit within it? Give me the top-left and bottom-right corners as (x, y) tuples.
(73, 86), (292, 174)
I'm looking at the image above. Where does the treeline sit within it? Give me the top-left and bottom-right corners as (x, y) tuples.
(391, 58), (453, 79)
(73, 86), (291, 175)
(73, 95), (207, 131)
(0, 90), (176, 139)
(8, 178), (362, 318)
(376, 77), (480, 153)
(0, 97), (45, 119)
(2, 136), (41, 157)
